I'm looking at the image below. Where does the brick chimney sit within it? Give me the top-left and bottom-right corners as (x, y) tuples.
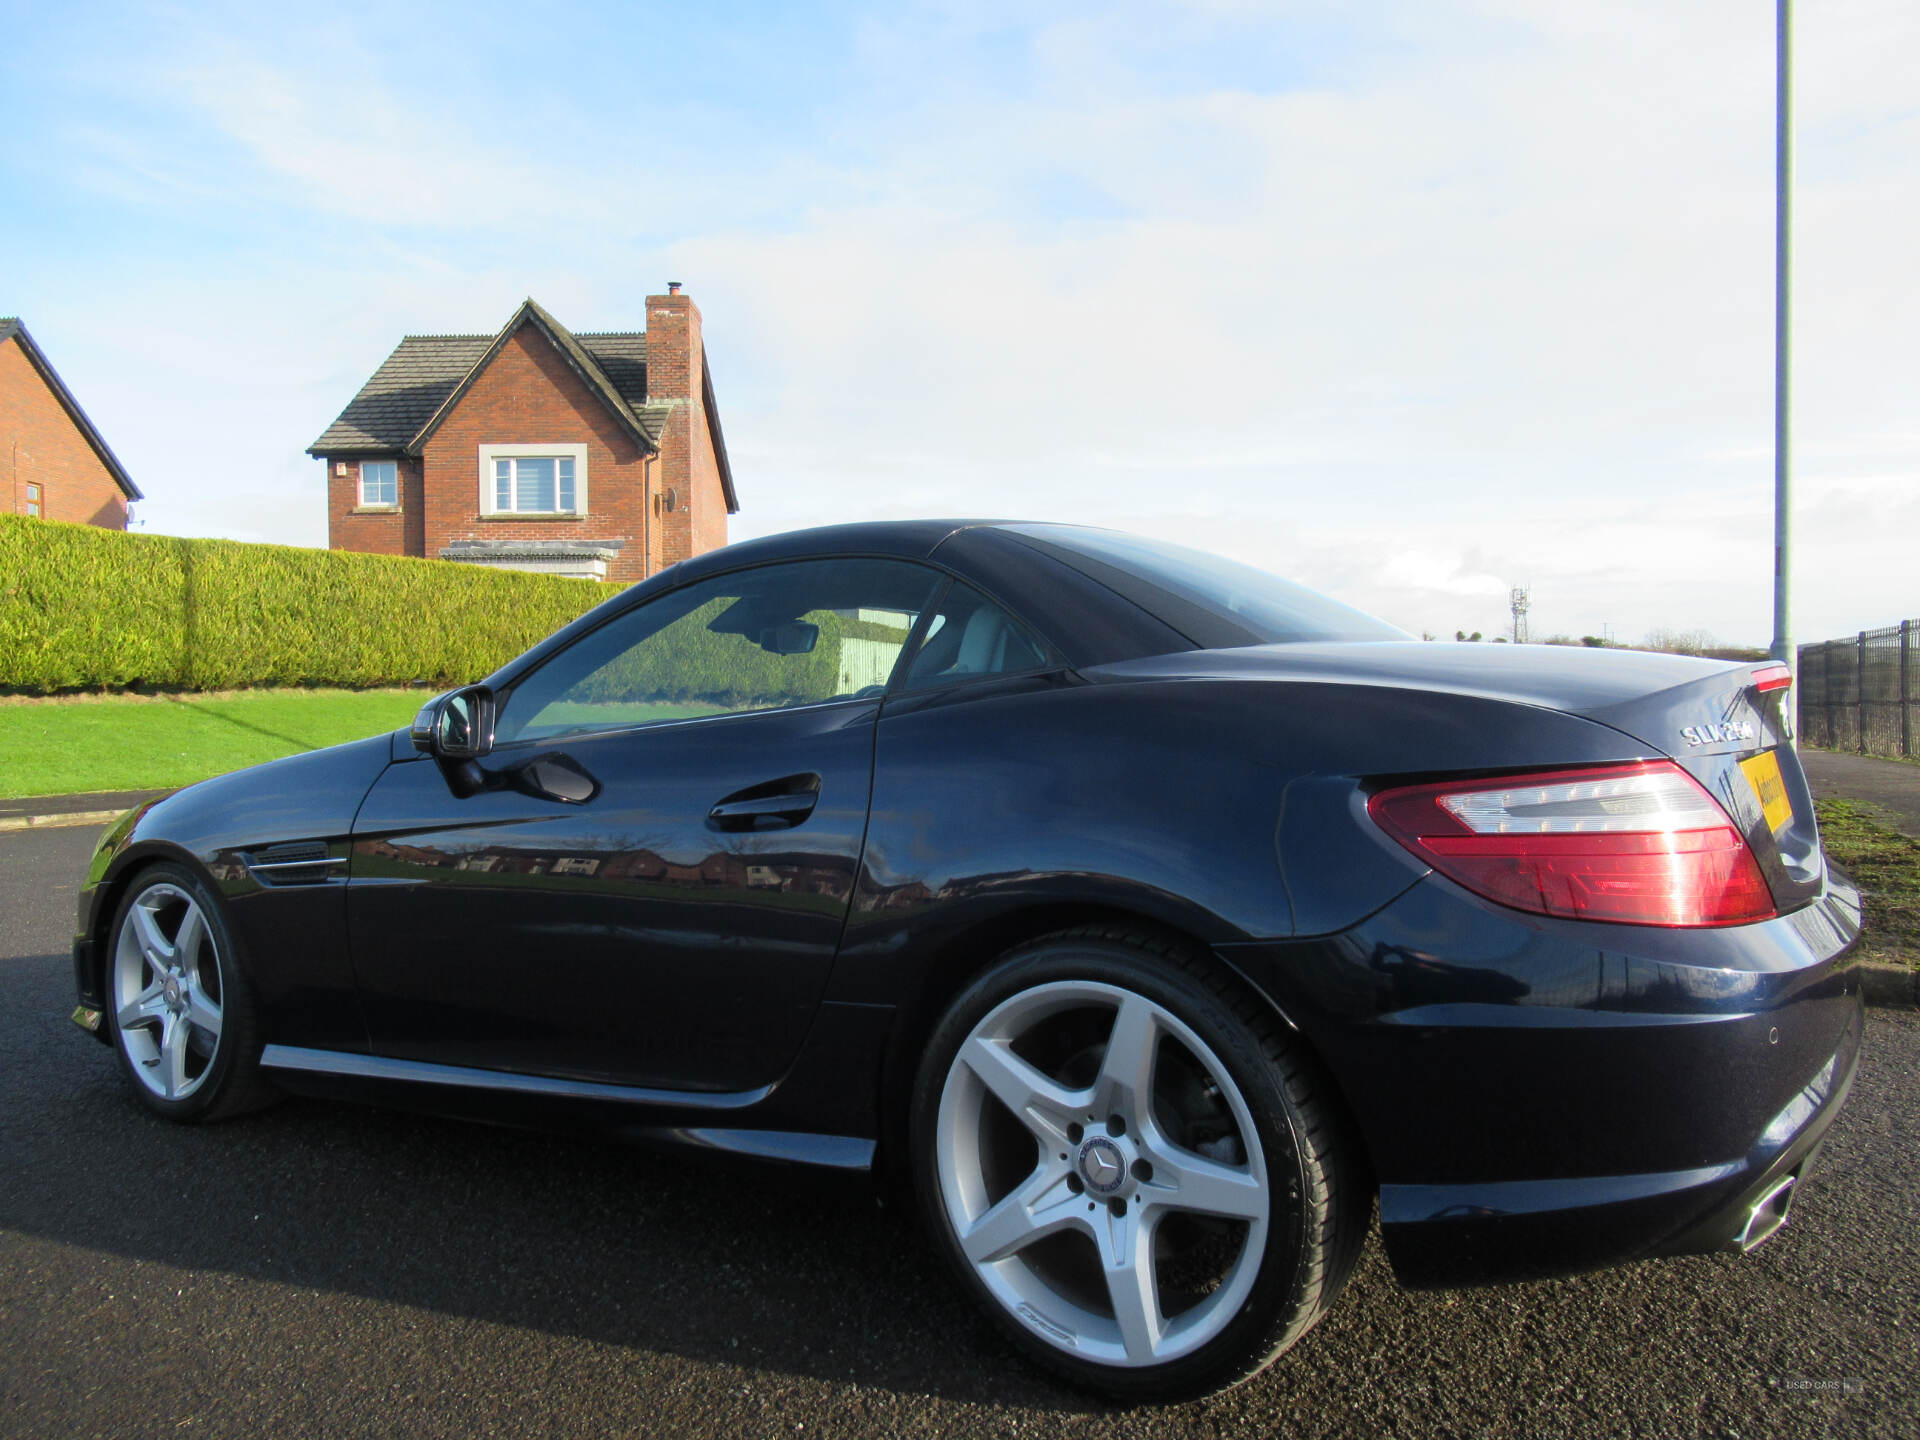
(645, 284), (704, 569)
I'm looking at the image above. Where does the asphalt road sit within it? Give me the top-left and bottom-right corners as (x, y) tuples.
(1803, 748), (1920, 841)
(2, 823), (1915, 1440)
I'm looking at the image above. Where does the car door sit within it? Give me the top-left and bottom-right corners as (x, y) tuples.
(346, 556), (943, 1093)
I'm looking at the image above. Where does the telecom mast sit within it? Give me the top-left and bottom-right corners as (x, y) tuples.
(1509, 587), (1531, 645)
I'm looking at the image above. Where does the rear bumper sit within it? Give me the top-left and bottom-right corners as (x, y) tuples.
(1217, 868), (1867, 1289)
(1374, 1001), (1860, 1286)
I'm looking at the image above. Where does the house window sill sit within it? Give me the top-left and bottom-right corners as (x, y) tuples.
(350, 506), (401, 515)
(480, 512), (586, 522)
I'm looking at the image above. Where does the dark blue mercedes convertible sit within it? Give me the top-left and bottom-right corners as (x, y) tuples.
(70, 521), (1862, 1401)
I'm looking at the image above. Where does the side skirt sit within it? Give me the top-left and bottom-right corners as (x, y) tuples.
(258, 1044), (876, 1172)
(261, 1044), (775, 1108)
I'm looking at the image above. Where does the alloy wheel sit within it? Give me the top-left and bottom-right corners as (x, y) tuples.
(934, 979), (1271, 1368)
(112, 882), (225, 1102)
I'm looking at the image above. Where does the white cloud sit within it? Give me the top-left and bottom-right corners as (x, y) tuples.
(21, 0), (1917, 650)
(695, 1), (1920, 645)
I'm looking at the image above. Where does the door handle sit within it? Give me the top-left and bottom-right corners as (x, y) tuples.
(708, 775), (821, 831)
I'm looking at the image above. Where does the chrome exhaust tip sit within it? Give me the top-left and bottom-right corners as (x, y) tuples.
(1732, 1174), (1796, 1253)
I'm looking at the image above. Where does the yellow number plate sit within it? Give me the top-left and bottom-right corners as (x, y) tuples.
(1739, 750), (1795, 834)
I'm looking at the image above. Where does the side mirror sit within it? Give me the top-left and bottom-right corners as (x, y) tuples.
(511, 753), (599, 805)
(410, 685), (496, 759)
(759, 621), (819, 656)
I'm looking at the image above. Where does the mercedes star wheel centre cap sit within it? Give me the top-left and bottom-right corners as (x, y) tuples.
(1078, 1136), (1126, 1195)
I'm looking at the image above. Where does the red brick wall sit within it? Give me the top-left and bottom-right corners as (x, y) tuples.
(420, 326), (654, 584)
(325, 454), (422, 557)
(644, 291), (730, 567)
(645, 293), (695, 569)
(0, 335), (130, 529)
(691, 383), (730, 557)
(652, 402), (694, 569)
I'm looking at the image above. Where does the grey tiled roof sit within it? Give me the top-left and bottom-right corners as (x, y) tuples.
(308, 335), (492, 454)
(308, 313), (657, 456)
(574, 332), (649, 411)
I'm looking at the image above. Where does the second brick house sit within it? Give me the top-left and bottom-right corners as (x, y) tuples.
(309, 286), (737, 584)
(2, 317), (142, 529)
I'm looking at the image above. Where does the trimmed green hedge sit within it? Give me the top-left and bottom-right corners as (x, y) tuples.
(0, 514), (609, 693)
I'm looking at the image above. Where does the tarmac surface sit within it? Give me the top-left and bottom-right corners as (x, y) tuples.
(1, 820), (1915, 1439)
(1802, 748), (1920, 840)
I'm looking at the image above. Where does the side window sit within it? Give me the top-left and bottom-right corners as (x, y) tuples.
(902, 583), (1053, 691)
(495, 558), (941, 744)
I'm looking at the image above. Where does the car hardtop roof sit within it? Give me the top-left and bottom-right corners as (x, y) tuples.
(660, 518), (1037, 581)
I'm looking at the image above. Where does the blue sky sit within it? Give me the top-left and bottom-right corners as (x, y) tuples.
(5, 0), (1916, 645)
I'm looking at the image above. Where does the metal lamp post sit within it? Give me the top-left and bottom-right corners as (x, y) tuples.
(1770, 0), (1794, 672)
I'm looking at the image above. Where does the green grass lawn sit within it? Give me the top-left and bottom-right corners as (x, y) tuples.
(0, 689), (429, 799)
(1815, 796), (1920, 965)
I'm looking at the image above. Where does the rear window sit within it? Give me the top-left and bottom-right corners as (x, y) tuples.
(1001, 525), (1406, 647)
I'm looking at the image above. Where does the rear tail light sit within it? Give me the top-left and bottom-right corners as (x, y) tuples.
(1368, 761), (1776, 927)
(1753, 663), (1792, 693)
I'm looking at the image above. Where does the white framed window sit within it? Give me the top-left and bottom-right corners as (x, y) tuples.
(25, 482), (42, 518)
(479, 444), (589, 516)
(359, 460), (398, 508)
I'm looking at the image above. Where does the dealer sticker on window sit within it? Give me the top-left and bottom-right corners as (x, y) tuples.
(1739, 750), (1795, 834)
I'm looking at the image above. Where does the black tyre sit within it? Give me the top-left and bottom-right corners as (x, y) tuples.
(910, 925), (1363, 1403)
(103, 862), (275, 1122)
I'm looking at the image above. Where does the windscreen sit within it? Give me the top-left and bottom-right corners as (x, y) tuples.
(1003, 525), (1407, 647)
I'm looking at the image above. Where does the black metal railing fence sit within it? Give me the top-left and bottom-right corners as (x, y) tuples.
(1798, 621), (1917, 756)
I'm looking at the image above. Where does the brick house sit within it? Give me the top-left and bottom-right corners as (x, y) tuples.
(1, 318), (142, 528)
(308, 287), (738, 584)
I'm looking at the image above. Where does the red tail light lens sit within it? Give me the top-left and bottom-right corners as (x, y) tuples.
(1753, 663), (1792, 693)
(1368, 761), (1776, 927)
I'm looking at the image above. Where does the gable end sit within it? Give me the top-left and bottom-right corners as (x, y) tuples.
(0, 319), (142, 500)
(405, 301), (661, 458)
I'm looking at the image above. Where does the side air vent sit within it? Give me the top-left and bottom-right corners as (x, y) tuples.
(244, 841), (347, 886)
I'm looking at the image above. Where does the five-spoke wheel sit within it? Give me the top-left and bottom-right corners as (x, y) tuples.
(106, 864), (269, 1121)
(937, 980), (1271, 1368)
(914, 928), (1361, 1402)
(113, 881), (225, 1101)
